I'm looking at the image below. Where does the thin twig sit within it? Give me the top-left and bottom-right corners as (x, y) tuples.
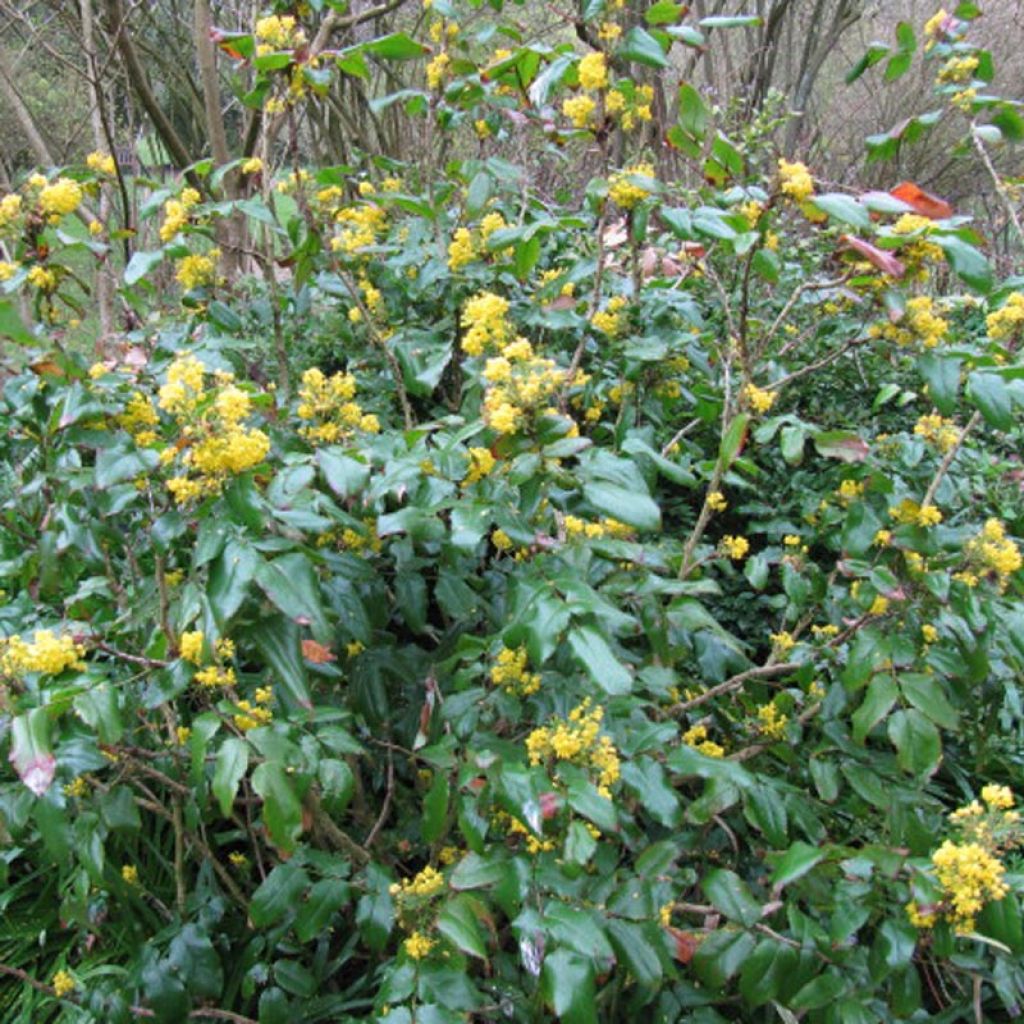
(363, 750), (394, 849)
(669, 662), (801, 715)
(921, 410), (981, 509)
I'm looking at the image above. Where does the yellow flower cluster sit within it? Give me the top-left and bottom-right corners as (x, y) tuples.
(889, 499), (942, 527)
(179, 630), (205, 665)
(52, 970), (76, 998)
(27, 266), (57, 292)
(756, 702), (788, 740)
(743, 382), (776, 414)
(86, 151), (116, 175)
(720, 535), (749, 560)
(905, 296), (948, 347)
(965, 518), (1022, 587)
(64, 776), (89, 798)
(404, 931), (435, 959)
(175, 249), (219, 291)
(241, 157), (263, 175)
(481, 339), (563, 437)
(463, 446), (496, 485)
(461, 291), (512, 356)
(986, 293), (1024, 340)
(681, 723), (724, 758)
(296, 366), (379, 444)
(770, 630), (795, 652)
(331, 202), (387, 255)
(707, 491), (728, 512)
(564, 515), (633, 540)
(426, 52), (450, 90)
(122, 864), (140, 886)
(39, 178), (83, 218)
(931, 841), (1008, 933)
(490, 645), (541, 696)
(562, 94), (596, 129)
(1, 630), (86, 676)
(937, 54), (978, 84)
(390, 865), (446, 902)
(448, 227), (475, 271)
(0, 192), (22, 230)
(605, 84), (654, 131)
(255, 14), (304, 48)
(608, 163), (656, 210)
(591, 295), (628, 336)
(836, 479), (864, 505)
(234, 689), (273, 731)
(924, 8), (948, 40)
(578, 52), (608, 90)
(0, 260), (18, 280)
(118, 392), (159, 447)
(159, 354), (270, 504)
(777, 159), (814, 201)
(160, 187), (201, 243)
(914, 412), (959, 453)
(526, 699), (620, 797)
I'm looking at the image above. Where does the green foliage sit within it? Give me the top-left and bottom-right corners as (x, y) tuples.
(1, 3), (1024, 1022)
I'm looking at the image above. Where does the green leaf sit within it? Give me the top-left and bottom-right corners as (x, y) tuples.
(213, 738), (249, 817)
(938, 235), (992, 293)
(95, 443), (160, 488)
(620, 758), (681, 826)
(124, 249), (164, 286)
(770, 841), (825, 889)
(646, 0), (685, 24)
(616, 26), (670, 68)
(743, 784), (788, 847)
(699, 14), (761, 27)
(422, 771), (450, 844)
(365, 32), (427, 59)
(250, 862), (310, 928)
(900, 673), (959, 730)
(10, 707), (56, 796)
(852, 676), (898, 744)
(583, 481), (661, 530)
(294, 879), (351, 942)
(254, 553), (327, 632)
(739, 939), (797, 1007)
(967, 371), (1013, 430)
(846, 43), (891, 84)
(208, 539), (260, 629)
(564, 819), (598, 865)
(317, 448), (370, 498)
(703, 868), (761, 927)
(248, 615), (312, 710)
(356, 863), (394, 951)
(437, 894), (488, 958)
(790, 970), (848, 1010)
(252, 761), (303, 852)
(918, 354), (961, 415)
(813, 430), (869, 462)
(466, 171), (492, 218)
(607, 919), (662, 988)
(567, 625), (632, 695)
(719, 412), (750, 469)
(543, 902), (615, 961)
(541, 949), (596, 1024)
(888, 708), (942, 777)
(0, 299), (35, 344)
(810, 193), (870, 228)
(450, 851), (509, 890)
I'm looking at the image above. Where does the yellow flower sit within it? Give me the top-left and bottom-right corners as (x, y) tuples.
(608, 163), (656, 209)
(777, 159), (814, 201)
(87, 151), (116, 175)
(175, 250), (219, 290)
(426, 52), (450, 90)
(447, 227), (475, 270)
(562, 94), (596, 130)
(770, 630), (795, 652)
(921, 624), (938, 644)
(234, 700), (272, 731)
(176, 726), (192, 746)
(720, 535), (749, 560)
(122, 864), (140, 886)
(404, 931), (435, 959)
(461, 291), (511, 355)
(981, 785), (1014, 811)
(39, 178), (83, 216)
(63, 776), (89, 798)
(179, 631), (205, 665)
(490, 645), (540, 695)
(1, 630), (86, 676)
(868, 595), (889, 616)
(52, 970), (76, 998)
(756, 702), (788, 740)
(743, 382), (777, 414)
(578, 52), (608, 90)
(707, 491), (727, 512)
(931, 839), (1008, 933)
(241, 157), (263, 174)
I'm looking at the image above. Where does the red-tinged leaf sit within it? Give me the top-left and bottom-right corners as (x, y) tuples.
(890, 181), (953, 220)
(301, 639), (335, 663)
(540, 791), (561, 819)
(679, 241), (706, 258)
(666, 927), (701, 963)
(813, 430), (870, 462)
(10, 708), (56, 797)
(839, 235), (906, 278)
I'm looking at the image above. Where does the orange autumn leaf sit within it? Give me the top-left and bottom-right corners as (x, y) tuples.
(301, 639), (336, 663)
(890, 181), (953, 220)
(665, 927), (701, 964)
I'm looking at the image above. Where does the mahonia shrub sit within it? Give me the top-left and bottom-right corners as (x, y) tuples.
(0, 2), (1023, 1022)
